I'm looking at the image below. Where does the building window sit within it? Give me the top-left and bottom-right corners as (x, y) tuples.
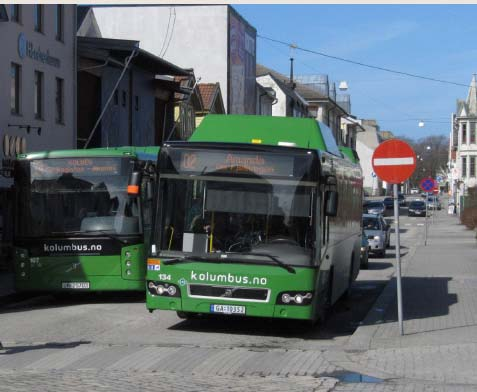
(34, 71), (43, 119)
(471, 123), (476, 144)
(10, 4), (20, 23)
(471, 157), (476, 177)
(122, 91), (126, 107)
(135, 96), (139, 111)
(34, 5), (43, 33)
(55, 78), (64, 124)
(114, 90), (119, 105)
(462, 123), (467, 144)
(462, 156), (467, 178)
(10, 63), (21, 115)
(55, 5), (63, 41)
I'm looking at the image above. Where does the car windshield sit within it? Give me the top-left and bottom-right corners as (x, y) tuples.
(410, 201), (425, 208)
(15, 157), (141, 237)
(363, 217), (381, 231)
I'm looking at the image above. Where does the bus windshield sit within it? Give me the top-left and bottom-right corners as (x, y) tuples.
(15, 157), (141, 238)
(157, 177), (315, 266)
(152, 145), (319, 266)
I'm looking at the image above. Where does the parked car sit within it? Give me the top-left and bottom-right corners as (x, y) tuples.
(410, 188), (419, 195)
(408, 200), (427, 217)
(363, 213), (387, 257)
(383, 197), (394, 210)
(427, 196), (442, 210)
(378, 215), (391, 248)
(364, 201), (385, 215)
(360, 229), (369, 269)
(398, 193), (406, 206)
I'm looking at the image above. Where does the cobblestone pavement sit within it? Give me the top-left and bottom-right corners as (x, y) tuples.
(344, 210), (477, 388)
(0, 369), (341, 392)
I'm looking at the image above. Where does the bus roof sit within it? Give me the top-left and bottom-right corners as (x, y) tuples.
(16, 146), (160, 161)
(189, 114), (332, 152)
(339, 146), (359, 164)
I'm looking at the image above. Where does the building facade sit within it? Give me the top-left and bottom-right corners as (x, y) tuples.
(77, 36), (191, 148)
(450, 75), (477, 205)
(0, 4), (76, 269)
(80, 5), (257, 115)
(356, 119), (383, 195)
(1, 4), (76, 164)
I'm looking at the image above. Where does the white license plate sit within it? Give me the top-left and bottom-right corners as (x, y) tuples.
(210, 304), (246, 315)
(61, 282), (90, 289)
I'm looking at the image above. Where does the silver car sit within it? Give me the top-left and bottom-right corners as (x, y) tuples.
(427, 196), (442, 210)
(363, 213), (387, 257)
(364, 201), (385, 215)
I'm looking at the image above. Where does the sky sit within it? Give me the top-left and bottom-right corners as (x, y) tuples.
(235, 4), (477, 140)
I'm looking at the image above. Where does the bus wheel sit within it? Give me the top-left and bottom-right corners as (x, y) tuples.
(176, 311), (198, 320)
(318, 269), (333, 324)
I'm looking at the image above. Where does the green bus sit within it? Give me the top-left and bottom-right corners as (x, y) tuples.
(146, 115), (363, 322)
(13, 146), (159, 292)
(339, 146), (360, 165)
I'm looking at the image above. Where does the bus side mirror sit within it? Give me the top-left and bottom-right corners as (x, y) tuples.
(325, 190), (338, 217)
(127, 171), (142, 196)
(146, 180), (154, 201)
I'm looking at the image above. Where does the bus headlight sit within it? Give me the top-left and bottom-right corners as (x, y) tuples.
(147, 281), (181, 297)
(281, 293), (291, 304)
(276, 291), (313, 305)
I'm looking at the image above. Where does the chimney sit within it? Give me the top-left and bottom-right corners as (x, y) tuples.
(289, 57), (295, 90)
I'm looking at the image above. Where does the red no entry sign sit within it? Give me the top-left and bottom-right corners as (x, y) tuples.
(372, 139), (417, 184)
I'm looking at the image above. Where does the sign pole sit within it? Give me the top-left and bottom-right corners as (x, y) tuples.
(393, 184), (404, 336)
(372, 139), (416, 338)
(425, 192), (428, 246)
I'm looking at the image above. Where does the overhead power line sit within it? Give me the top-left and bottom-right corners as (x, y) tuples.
(257, 34), (470, 88)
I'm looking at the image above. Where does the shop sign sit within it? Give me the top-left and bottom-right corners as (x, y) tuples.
(18, 33), (60, 68)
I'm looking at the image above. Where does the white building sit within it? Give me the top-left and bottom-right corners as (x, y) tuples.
(79, 5), (257, 115)
(256, 66), (309, 118)
(450, 74), (477, 205)
(355, 119), (383, 195)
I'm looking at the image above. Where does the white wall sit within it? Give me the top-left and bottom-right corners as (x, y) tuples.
(90, 6), (229, 110)
(256, 75), (287, 117)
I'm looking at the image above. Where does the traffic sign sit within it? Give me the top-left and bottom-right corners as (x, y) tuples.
(420, 177), (436, 192)
(372, 139), (417, 184)
(436, 175), (443, 183)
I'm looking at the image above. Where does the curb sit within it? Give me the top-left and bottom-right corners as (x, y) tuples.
(346, 219), (423, 351)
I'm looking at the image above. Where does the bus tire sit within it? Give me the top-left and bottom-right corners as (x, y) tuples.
(176, 311), (198, 320)
(318, 269), (333, 324)
(343, 255), (355, 299)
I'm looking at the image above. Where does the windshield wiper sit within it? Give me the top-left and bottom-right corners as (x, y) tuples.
(162, 254), (221, 265)
(225, 252), (296, 274)
(51, 230), (129, 245)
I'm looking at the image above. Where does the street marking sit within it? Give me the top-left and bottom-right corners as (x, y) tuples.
(373, 157), (415, 166)
(417, 223), (424, 226)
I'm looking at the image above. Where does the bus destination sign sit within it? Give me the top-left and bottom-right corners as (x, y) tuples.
(174, 150), (295, 177)
(31, 158), (122, 179)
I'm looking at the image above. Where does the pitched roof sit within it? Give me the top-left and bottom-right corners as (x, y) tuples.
(467, 74), (477, 115)
(198, 83), (218, 111)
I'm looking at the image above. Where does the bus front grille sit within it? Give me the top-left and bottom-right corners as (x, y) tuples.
(188, 284), (269, 302)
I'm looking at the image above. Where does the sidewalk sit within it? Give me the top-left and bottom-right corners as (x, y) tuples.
(345, 210), (477, 385)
